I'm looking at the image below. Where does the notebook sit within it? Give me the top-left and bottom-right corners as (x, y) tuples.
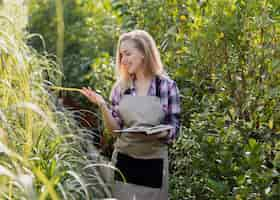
(113, 124), (173, 135)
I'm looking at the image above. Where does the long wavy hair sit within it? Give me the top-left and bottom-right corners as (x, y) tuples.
(112, 30), (166, 94)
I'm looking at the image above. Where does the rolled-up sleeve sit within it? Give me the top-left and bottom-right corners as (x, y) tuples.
(165, 81), (181, 143)
(110, 85), (124, 128)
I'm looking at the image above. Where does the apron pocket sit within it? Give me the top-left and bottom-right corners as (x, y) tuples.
(115, 152), (163, 188)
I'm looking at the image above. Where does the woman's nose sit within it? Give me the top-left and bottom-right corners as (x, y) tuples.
(121, 56), (128, 65)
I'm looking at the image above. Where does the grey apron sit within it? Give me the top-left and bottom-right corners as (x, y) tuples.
(111, 95), (169, 200)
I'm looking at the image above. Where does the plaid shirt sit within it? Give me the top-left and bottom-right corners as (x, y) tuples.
(110, 75), (181, 143)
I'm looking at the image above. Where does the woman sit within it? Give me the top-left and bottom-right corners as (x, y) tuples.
(80, 30), (181, 200)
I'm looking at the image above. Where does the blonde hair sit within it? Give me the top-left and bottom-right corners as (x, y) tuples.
(113, 30), (166, 94)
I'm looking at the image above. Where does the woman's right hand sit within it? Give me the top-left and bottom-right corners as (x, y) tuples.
(80, 87), (106, 107)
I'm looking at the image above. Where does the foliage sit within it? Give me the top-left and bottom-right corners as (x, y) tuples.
(28, 0), (122, 149)
(165, 0), (279, 199)
(28, 0), (120, 92)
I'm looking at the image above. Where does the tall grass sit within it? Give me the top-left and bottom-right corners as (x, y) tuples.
(0, 1), (113, 199)
(55, 0), (64, 86)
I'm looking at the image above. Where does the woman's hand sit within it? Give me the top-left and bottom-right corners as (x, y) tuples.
(80, 87), (106, 107)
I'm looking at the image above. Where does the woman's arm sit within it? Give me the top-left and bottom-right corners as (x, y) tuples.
(80, 87), (120, 137)
(98, 102), (121, 136)
(164, 80), (181, 143)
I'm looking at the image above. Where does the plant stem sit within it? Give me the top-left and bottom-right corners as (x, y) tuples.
(50, 86), (82, 93)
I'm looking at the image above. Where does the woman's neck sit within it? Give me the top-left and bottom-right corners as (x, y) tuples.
(134, 68), (153, 82)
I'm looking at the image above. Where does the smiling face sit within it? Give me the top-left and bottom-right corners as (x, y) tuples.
(119, 39), (145, 75)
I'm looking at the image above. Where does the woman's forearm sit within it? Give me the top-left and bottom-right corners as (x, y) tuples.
(99, 103), (120, 137)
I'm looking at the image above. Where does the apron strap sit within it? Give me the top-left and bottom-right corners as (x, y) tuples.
(155, 76), (161, 98)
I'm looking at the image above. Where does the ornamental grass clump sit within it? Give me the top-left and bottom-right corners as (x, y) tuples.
(0, 1), (112, 199)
